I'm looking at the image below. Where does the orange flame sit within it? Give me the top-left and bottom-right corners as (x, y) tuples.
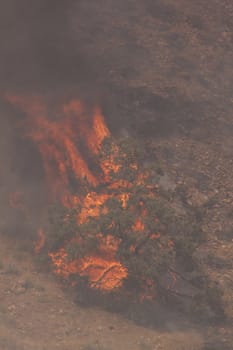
(6, 94), (128, 291)
(5, 95), (109, 199)
(6, 93), (175, 298)
(49, 249), (127, 290)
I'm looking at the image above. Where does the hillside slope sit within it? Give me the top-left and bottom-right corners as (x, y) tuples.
(0, 234), (204, 350)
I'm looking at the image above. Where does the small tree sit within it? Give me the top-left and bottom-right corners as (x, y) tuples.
(47, 137), (223, 317)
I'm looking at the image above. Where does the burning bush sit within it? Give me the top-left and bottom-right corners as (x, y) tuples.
(6, 94), (224, 320)
(46, 136), (205, 304)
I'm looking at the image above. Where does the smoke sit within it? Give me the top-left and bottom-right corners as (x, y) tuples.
(0, 1), (103, 93)
(0, 101), (46, 238)
(0, 0), (232, 238)
(0, 1), (108, 237)
(0, 1), (134, 235)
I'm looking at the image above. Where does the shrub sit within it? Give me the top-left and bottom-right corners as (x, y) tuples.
(46, 137), (224, 320)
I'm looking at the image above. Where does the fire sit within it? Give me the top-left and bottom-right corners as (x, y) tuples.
(79, 192), (110, 224)
(5, 94), (110, 199)
(133, 218), (145, 232)
(6, 93), (175, 299)
(49, 249), (127, 290)
(6, 93), (128, 291)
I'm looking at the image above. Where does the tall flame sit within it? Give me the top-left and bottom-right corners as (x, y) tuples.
(6, 94), (127, 290)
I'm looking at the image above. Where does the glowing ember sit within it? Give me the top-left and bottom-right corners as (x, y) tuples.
(5, 95), (110, 198)
(133, 218), (145, 232)
(49, 249), (127, 290)
(79, 192), (110, 224)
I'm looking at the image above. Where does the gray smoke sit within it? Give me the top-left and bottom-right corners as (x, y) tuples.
(0, 1), (103, 93)
(0, 0), (232, 238)
(0, 1), (108, 238)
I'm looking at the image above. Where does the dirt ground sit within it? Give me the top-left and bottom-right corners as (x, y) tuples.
(0, 235), (205, 350)
(0, 0), (233, 349)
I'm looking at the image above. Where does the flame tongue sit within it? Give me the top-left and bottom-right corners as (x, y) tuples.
(6, 95), (109, 189)
(6, 94), (128, 291)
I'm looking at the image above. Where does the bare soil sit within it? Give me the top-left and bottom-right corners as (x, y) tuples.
(0, 235), (204, 350)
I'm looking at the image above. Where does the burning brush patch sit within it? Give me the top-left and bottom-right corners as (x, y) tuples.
(6, 94), (204, 306)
